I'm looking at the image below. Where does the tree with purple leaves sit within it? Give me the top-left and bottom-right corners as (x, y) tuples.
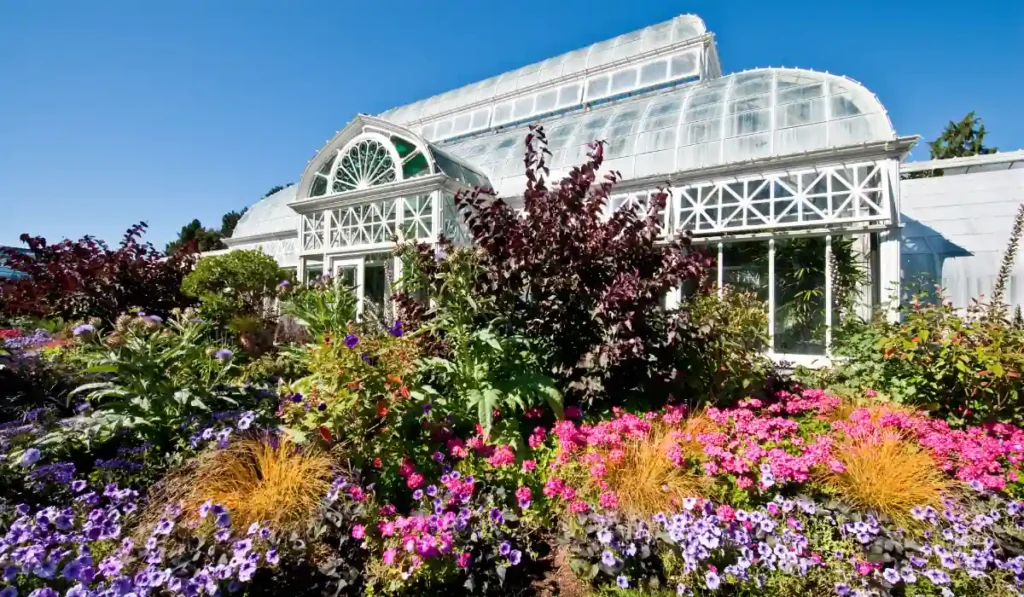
(449, 126), (711, 406)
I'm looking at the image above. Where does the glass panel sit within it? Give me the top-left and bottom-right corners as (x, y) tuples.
(338, 265), (357, 289)
(669, 51), (698, 78)
(333, 139), (396, 192)
(535, 89), (557, 113)
(362, 253), (393, 320)
(610, 69), (638, 94)
(310, 175), (328, 197)
(585, 76), (610, 101)
(773, 238), (826, 355)
(722, 240), (770, 337)
(557, 84), (581, 107)
(392, 136), (416, 158)
(639, 60), (668, 85)
(493, 102), (513, 125)
(303, 256), (324, 284)
(435, 120), (453, 138)
(402, 152), (430, 179)
(513, 96), (534, 120)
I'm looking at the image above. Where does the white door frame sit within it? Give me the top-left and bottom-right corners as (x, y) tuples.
(332, 257), (365, 316)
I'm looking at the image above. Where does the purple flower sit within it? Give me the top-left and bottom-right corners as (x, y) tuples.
(413, 489), (424, 500)
(423, 403), (432, 414)
(215, 511), (231, 528)
(489, 508), (504, 524)
(883, 568), (901, 584)
(500, 541), (512, 556)
(19, 448), (40, 467)
(72, 324), (96, 337)
(426, 485), (438, 497)
(214, 529), (231, 542)
(238, 412), (255, 430)
(923, 569), (950, 585)
(154, 518), (174, 535)
(509, 550), (522, 566)
(3, 566), (18, 582)
(62, 560), (84, 581)
(278, 280), (290, 288)
(199, 500), (213, 519)
(0, 587), (16, 597)
(704, 570), (720, 591)
(617, 575), (629, 589)
(28, 589), (57, 597)
(266, 548), (280, 565)
(291, 393), (304, 403)
(317, 402), (327, 411)
(601, 550), (616, 567)
(238, 560), (257, 582)
(389, 320), (404, 337)
(597, 529), (613, 544)
(214, 348), (233, 361)
(344, 334), (359, 349)
(247, 522), (260, 536)
(432, 451), (444, 462)
(835, 584), (850, 596)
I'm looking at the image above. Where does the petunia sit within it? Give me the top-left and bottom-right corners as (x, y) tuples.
(617, 575), (629, 589)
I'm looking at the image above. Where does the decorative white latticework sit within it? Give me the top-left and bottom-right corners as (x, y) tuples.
(301, 214), (324, 250)
(325, 195), (436, 250)
(608, 192), (670, 235)
(332, 139), (398, 192)
(674, 162), (887, 235)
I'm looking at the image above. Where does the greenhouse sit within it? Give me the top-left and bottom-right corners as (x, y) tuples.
(225, 13), (923, 363)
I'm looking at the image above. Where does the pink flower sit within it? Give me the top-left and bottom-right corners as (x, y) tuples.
(379, 504), (396, 516)
(348, 486), (366, 502)
(383, 548), (397, 565)
(589, 462), (608, 479)
(716, 504), (735, 522)
(487, 445), (516, 468)
(528, 427), (547, 448)
(522, 460), (537, 472)
(351, 525), (365, 539)
(565, 406), (582, 419)
(407, 473), (424, 489)
(598, 491), (619, 510)
(865, 389), (877, 397)
(543, 478), (565, 498)
(457, 552), (471, 567)
(379, 521), (396, 537)
(516, 486), (533, 508)
(568, 500), (590, 513)
(560, 486), (577, 501)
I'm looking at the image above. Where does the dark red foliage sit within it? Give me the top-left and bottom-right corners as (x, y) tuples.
(452, 126), (712, 404)
(0, 222), (197, 322)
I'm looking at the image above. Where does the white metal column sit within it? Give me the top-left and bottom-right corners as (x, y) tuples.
(768, 238), (776, 348)
(717, 242), (724, 298)
(824, 235), (833, 353)
(880, 227), (902, 322)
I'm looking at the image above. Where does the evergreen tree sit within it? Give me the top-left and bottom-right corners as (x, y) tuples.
(219, 208), (249, 238)
(907, 112), (998, 179)
(166, 219), (224, 254)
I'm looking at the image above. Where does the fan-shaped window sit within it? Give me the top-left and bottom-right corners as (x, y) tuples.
(307, 130), (439, 199)
(333, 139), (397, 192)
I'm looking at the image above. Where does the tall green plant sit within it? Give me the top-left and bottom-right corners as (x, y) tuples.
(41, 309), (253, 450)
(398, 245), (562, 438)
(279, 278), (359, 341)
(181, 250), (285, 327)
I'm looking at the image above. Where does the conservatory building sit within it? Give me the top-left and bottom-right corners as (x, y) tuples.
(224, 14), (925, 363)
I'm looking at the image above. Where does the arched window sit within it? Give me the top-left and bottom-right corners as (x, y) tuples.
(306, 130), (434, 199)
(332, 138), (397, 192)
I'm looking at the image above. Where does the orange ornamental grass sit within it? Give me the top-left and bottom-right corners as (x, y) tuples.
(597, 421), (709, 518)
(825, 427), (951, 526)
(149, 436), (335, 533)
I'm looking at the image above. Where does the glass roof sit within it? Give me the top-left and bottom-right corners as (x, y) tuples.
(377, 15), (708, 128)
(440, 68), (896, 198)
(230, 185), (299, 241)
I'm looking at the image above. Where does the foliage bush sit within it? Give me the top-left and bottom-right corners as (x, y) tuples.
(41, 309), (265, 452)
(278, 276), (358, 341)
(444, 127), (709, 406)
(180, 249), (286, 329)
(827, 292), (1024, 426)
(0, 223), (196, 323)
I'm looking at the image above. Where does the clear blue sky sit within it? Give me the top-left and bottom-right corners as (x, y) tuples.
(1, 1), (1022, 249)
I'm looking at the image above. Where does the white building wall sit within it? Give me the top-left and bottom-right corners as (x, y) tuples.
(900, 166), (1024, 309)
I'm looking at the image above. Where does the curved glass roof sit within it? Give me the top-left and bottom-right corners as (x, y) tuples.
(377, 15), (708, 129)
(229, 185), (299, 241)
(441, 68), (896, 198)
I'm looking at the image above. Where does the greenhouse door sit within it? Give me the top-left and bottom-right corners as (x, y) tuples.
(331, 253), (392, 318)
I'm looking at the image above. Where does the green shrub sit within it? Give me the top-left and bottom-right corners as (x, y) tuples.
(828, 292), (1024, 426)
(40, 309), (260, 450)
(278, 277), (359, 341)
(676, 288), (772, 403)
(181, 249), (286, 328)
